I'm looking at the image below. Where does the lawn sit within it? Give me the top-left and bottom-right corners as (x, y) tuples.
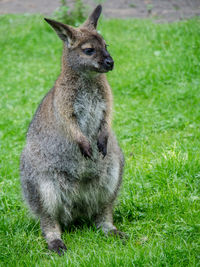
(0, 14), (200, 266)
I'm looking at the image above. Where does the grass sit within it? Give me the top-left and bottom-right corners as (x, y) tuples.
(0, 14), (200, 266)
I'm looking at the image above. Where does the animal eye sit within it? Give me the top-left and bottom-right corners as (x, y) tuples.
(83, 48), (95, 56)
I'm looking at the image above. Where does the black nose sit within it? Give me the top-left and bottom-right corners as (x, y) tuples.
(104, 57), (114, 69)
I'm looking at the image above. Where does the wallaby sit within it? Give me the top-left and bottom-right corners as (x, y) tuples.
(20, 5), (125, 255)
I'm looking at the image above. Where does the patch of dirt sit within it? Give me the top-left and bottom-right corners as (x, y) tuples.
(0, 0), (199, 22)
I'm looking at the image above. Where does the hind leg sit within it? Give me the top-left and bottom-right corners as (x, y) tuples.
(95, 140), (126, 238)
(21, 167), (67, 255)
(95, 204), (116, 233)
(38, 178), (67, 255)
(40, 215), (67, 255)
(95, 204), (126, 238)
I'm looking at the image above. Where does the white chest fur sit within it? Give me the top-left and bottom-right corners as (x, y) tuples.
(74, 86), (106, 138)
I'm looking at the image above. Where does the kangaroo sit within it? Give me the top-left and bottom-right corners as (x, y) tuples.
(20, 5), (125, 255)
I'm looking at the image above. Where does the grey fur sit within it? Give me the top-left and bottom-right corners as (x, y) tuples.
(20, 5), (124, 254)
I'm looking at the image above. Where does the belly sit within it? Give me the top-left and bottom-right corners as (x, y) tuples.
(58, 152), (120, 224)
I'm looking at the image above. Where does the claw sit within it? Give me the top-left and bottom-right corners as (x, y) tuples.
(79, 140), (93, 159)
(48, 239), (67, 256)
(109, 229), (129, 240)
(97, 131), (108, 157)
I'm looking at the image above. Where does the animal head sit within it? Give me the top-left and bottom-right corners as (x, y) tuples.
(44, 5), (114, 74)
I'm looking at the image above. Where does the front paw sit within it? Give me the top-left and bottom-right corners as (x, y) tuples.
(97, 131), (108, 157)
(79, 139), (93, 159)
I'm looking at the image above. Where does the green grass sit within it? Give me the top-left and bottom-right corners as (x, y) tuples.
(0, 14), (200, 266)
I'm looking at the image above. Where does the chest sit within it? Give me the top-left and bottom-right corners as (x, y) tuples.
(74, 87), (106, 137)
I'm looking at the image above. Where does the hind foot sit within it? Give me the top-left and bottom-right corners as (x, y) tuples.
(48, 239), (67, 256)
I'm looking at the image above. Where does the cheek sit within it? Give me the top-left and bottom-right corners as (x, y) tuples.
(91, 60), (100, 69)
(67, 52), (82, 70)
(67, 50), (101, 71)
(95, 51), (104, 64)
(84, 57), (99, 69)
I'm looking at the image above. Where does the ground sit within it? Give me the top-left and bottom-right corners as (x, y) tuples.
(0, 0), (200, 22)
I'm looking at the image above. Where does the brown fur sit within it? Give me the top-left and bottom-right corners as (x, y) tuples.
(20, 5), (125, 255)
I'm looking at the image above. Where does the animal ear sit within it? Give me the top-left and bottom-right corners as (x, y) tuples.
(44, 18), (76, 47)
(82, 5), (102, 30)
